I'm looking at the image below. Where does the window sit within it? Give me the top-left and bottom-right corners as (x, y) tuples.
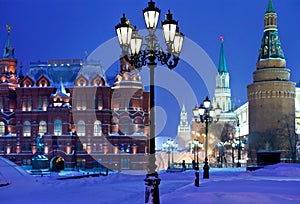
(43, 97), (48, 111)
(76, 97), (86, 110)
(22, 96), (32, 111)
(94, 96), (103, 110)
(94, 120), (102, 136)
(77, 120), (85, 136)
(54, 119), (62, 136)
(38, 96), (43, 110)
(121, 158), (130, 169)
(23, 121), (31, 137)
(39, 121), (47, 135)
(0, 122), (5, 136)
(0, 97), (3, 111)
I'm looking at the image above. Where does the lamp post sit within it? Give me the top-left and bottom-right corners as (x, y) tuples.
(192, 139), (201, 187)
(193, 96), (221, 179)
(115, 1), (184, 203)
(162, 139), (178, 169)
(236, 118), (241, 167)
(231, 140), (236, 167)
(216, 141), (224, 168)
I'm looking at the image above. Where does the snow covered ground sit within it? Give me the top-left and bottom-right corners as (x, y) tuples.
(1, 156), (300, 204)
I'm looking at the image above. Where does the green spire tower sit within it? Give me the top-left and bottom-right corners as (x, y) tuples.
(218, 37), (227, 73)
(247, 0), (296, 163)
(214, 36), (232, 114)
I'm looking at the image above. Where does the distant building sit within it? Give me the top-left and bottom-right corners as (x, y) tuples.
(0, 27), (150, 171)
(213, 37), (235, 123)
(176, 104), (191, 150)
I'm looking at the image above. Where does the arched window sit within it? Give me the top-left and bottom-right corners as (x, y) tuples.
(23, 121), (31, 137)
(39, 121), (47, 135)
(54, 119), (62, 136)
(77, 120), (85, 136)
(94, 120), (102, 136)
(0, 122), (5, 136)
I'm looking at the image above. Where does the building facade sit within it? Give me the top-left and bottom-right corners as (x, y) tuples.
(0, 27), (150, 171)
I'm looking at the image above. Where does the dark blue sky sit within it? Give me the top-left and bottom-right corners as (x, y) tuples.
(1, 0), (300, 137)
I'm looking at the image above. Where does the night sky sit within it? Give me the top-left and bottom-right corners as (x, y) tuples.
(1, 0), (300, 137)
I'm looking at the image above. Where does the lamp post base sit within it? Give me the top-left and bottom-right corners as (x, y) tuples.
(144, 173), (161, 204)
(194, 167), (200, 187)
(203, 158), (210, 179)
(237, 162), (241, 167)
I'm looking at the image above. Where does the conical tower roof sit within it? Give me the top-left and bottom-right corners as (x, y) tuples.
(3, 24), (14, 58)
(257, 0), (285, 64)
(266, 0), (275, 14)
(218, 36), (227, 73)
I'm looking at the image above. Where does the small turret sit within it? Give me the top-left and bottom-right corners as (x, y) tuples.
(3, 24), (15, 58)
(257, 0), (285, 68)
(218, 36), (227, 74)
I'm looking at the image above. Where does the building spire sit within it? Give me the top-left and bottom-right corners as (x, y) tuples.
(218, 36), (227, 73)
(257, 0), (285, 64)
(3, 24), (15, 58)
(266, 0), (275, 14)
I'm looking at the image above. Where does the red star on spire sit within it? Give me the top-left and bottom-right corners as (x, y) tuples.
(220, 35), (225, 42)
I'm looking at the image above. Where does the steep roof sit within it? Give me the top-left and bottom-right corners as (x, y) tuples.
(26, 60), (108, 88)
(3, 25), (14, 58)
(266, 0), (275, 14)
(218, 37), (227, 73)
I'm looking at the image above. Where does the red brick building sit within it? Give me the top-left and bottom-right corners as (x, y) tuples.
(0, 27), (150, 171)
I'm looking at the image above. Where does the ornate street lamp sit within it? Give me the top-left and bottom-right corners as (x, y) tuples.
(115, 1), (184, 203)
(192, 139), (202, 187)
(162, 139), (178, 169)
(193, 96), (221, 179)
(236, 117), (242, 167)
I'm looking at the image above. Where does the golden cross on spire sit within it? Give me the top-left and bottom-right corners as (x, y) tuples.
(6, 24), (11, 35)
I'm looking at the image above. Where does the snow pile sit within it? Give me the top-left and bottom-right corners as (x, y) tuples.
(0, 156), (300, 204)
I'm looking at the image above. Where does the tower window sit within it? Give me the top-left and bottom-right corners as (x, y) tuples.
(23, 121), (31, 137)
(54, 119), (62, 136)
(0, 122), (5, 136)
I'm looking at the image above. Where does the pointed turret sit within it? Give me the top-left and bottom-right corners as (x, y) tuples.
(181, 103), (186, 112)
(0, 24), (18, 87)
(218, 36), (227, 73)
(3, 24), (14, 58)
(266, 0), (275, 14)
(257, 0), (285, 67)
(54, 77), (70, 98)
(50, 77), (71, 108)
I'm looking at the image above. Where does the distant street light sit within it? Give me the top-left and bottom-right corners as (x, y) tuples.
(162, 139), (178, 169)
(115, 1), (184, 202)
(193, 96), (221, 179)
(191, 139), (202, 187)
(236, 118), (244, 167)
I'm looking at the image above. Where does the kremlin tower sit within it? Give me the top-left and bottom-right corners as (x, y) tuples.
(247, 0), (297, 162)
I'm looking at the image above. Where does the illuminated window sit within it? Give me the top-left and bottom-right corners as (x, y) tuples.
(94, 120), (102, 136)
(77, 120), (85, 136)
(54, 119), (62, 136)
(23, 121), (31, 137)
(0, 122), (5, 136)
(0, 97), (3, 111)
(22, 96), (32, 111)
(39, 121), (47, 135)
(43, 97), (48, 111)
(95, 96), (103, 110)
